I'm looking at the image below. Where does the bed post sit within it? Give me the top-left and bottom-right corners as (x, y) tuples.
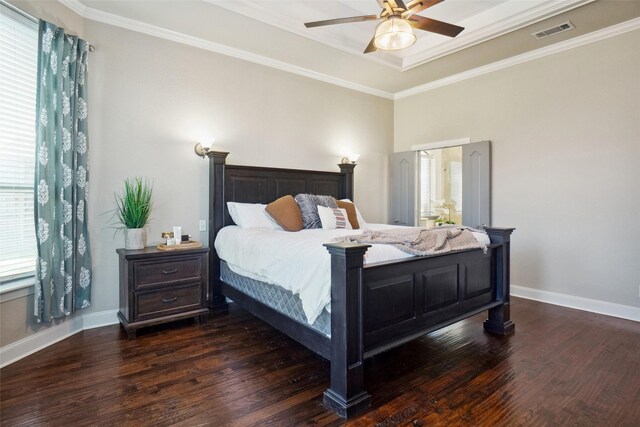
(207, 150), (230, 311)
(322, 242), (371, 418)
(484, 227), (516, 335)
(338, 163), (355, 201)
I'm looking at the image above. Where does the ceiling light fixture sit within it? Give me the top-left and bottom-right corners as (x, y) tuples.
(373, 17), (416, 51)
(304, 0), (463, 55)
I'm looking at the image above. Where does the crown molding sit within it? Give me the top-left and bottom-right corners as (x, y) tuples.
(58, 1), (638, 101)
(401, 0), (594, 71)
(58, 0), (84, 16)
(394, 17), (640, 100)
(204, 0), (403, 70)
(208, 0), (594, 72)
(57, 0), (394, 100)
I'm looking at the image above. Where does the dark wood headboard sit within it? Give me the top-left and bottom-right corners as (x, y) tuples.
(205, 151), (355, 309)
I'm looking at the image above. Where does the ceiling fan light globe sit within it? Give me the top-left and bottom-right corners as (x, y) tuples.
(373, 18), (416, 51)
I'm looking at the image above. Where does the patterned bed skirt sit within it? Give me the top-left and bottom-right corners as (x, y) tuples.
(220, 261), (331, 337)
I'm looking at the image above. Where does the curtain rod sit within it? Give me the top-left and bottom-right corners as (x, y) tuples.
(1, 0), (95, 51)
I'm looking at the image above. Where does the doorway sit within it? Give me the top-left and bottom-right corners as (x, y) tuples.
(391, 140), (490, 229)
(419, 146), (462, 227)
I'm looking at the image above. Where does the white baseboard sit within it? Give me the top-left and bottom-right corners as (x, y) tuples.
(0, 309), (118, 368)
(511, 285), (640, 322)
(82, 309), (119, 330)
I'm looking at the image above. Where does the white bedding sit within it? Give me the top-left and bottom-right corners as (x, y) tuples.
(215, 224), (490, 325)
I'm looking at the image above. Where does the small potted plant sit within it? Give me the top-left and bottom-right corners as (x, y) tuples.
(114, 177), (153, 250)
(434, 199), (458, 226)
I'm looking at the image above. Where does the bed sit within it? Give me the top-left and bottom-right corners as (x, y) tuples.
(206, 151), (515, 418)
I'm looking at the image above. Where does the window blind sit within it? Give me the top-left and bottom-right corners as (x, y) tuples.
(450, 161), (462, 212)
(419, 151), (434, 216)
(0, 4), (38, 282)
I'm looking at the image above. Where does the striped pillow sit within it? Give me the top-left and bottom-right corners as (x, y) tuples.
(317, 205), (353, 230)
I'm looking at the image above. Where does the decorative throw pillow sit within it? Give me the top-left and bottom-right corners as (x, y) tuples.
(336, 200), (359, 229)
(265, 195), (303, 232)
(340, 199), (367, 226)
(294, 194), (338, 229)
(227, 202), (281, 230)
(317, 206), (353, 230)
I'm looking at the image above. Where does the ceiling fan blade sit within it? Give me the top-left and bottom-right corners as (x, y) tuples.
(390, 0), (407, 10)
(304, 15), (379, 28)
(364, 36), (377, 54)
(388, 0), (408, 10)
(409, 15), (464, 37)
(406, 0), (444, 15)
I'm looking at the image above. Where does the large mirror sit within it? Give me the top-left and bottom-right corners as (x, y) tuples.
(419, 146), (463, 227)
(391, 141), (490, 229)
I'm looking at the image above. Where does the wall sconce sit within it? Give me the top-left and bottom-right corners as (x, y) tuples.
(194, 142), (213, 158)
(341, 154), (360, 164)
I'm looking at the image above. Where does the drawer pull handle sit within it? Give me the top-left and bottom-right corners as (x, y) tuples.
(161, 269), (178, 275)
(162, 296), (179, 303)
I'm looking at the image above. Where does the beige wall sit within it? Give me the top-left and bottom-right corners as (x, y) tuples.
(1, 4), (393, 346)
(395, 30), (640, 308)
(85, 21), (393, 316)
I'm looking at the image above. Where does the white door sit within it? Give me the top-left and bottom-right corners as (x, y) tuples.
(391, 151), (418, 226)
(462, 141), (491, 229)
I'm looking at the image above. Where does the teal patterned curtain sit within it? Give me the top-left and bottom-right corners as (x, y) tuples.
(34, 21), (91, 322)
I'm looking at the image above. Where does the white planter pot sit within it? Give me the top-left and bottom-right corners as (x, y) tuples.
(125, 228), (146, 250)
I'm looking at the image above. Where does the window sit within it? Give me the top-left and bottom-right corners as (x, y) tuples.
(419, 151), (435, 217)
(449, 161), (462, 212)
(0, 4), (38, 284)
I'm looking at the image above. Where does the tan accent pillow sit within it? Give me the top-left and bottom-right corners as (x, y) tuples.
(265, 195), (303, 232)
(336, 200), (360, 229)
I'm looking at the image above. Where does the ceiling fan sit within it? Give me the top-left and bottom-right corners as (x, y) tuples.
(304, 0), (464, 53)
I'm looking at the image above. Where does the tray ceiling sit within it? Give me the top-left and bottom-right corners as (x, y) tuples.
(66, 0), (640, 94)
(208, 0), (594, 70)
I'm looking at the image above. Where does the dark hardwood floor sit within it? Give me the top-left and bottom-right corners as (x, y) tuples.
(1, 297), (639, 426)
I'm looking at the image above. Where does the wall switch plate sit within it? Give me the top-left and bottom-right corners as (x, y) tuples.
(199, 220), (207, 232)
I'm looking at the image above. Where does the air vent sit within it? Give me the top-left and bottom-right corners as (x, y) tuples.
(532, 22), (575, 39)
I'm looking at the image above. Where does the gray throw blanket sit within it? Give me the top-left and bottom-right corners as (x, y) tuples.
(333, 226), (486, 256)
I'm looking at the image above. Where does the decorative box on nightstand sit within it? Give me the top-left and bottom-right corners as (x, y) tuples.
(117, 246), (209, 339)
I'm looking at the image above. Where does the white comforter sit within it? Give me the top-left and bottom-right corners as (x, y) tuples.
(214, 224), (490, 325)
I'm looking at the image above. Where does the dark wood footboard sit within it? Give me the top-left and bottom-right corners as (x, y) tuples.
(323, 227), (514, 417)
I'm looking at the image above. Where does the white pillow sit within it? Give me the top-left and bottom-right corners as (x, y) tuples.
(317, 205), (353, 230)
(339, 199), (367, 226)
(227, 202), (281, 230)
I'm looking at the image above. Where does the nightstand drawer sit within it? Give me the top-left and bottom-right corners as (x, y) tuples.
(135, 284), (202, 320)
(134, 257), (202, 289)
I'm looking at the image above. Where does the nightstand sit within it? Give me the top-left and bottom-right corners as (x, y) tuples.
(117, 246), (209, 339)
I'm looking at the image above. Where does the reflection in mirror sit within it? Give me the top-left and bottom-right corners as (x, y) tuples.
(419, 146), (463, 227)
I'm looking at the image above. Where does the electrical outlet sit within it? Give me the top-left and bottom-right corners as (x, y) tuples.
(199, 220), (207, 232)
